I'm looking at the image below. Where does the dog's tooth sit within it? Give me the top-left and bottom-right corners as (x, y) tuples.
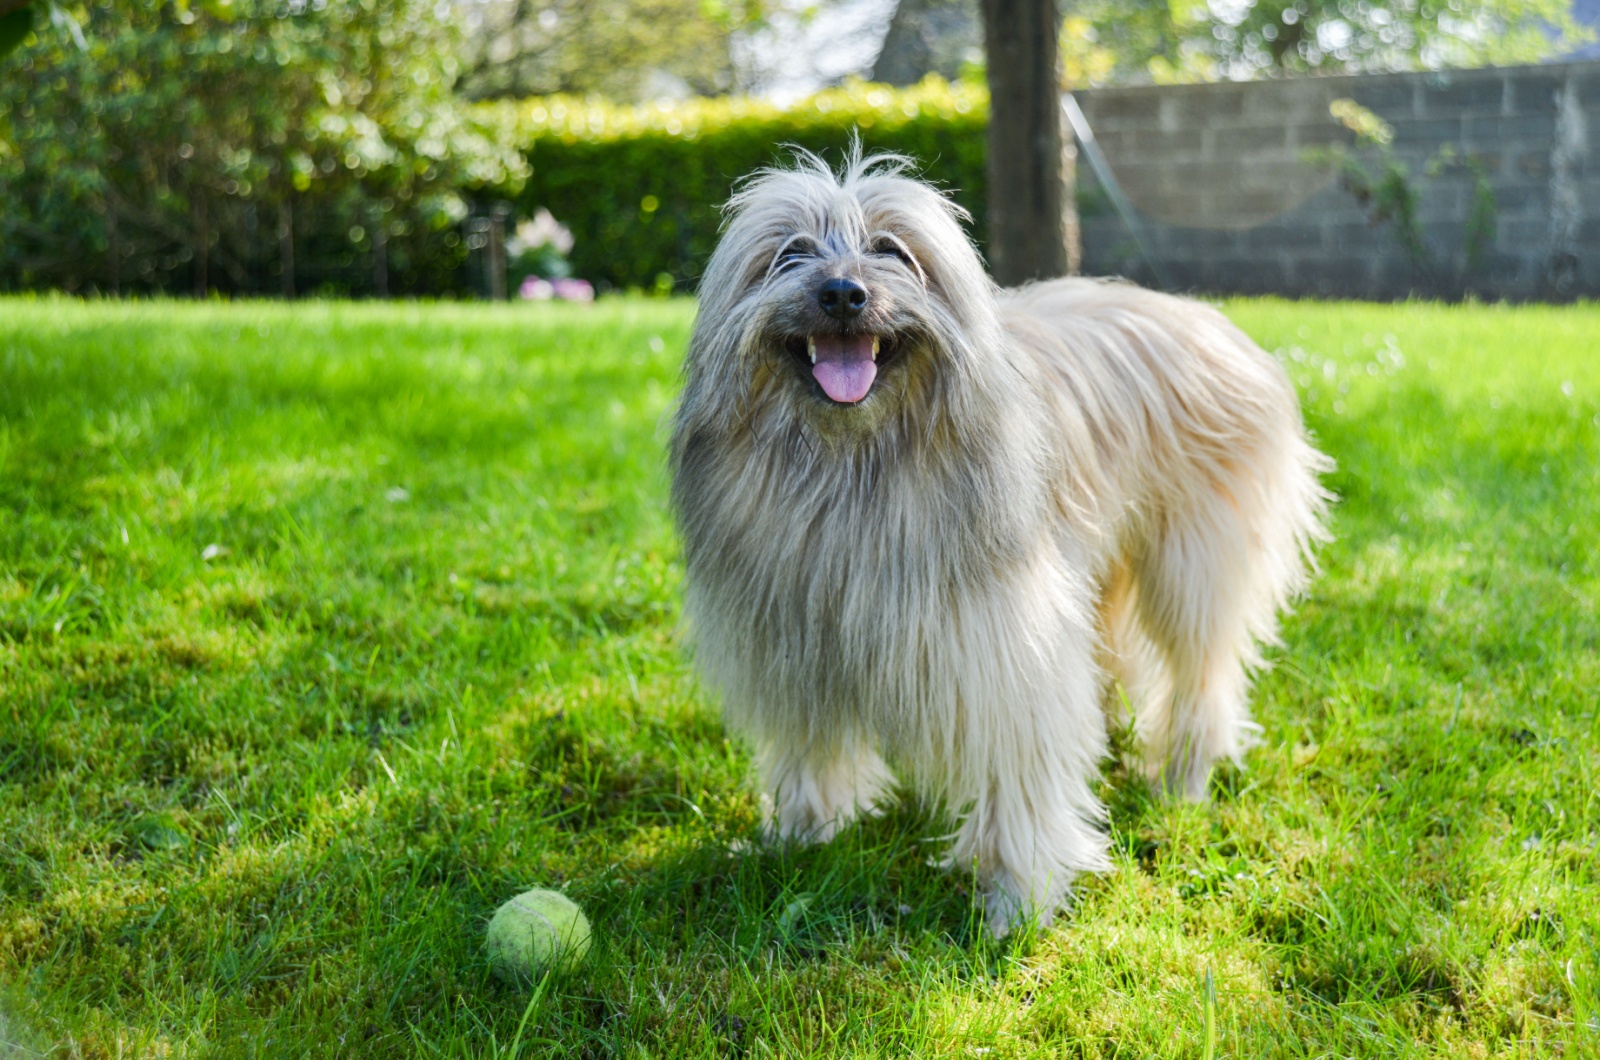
(807, 336), (817, 365)
(871, 336), (880, 361)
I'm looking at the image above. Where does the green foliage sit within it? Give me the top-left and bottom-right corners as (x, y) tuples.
(0, 0), (527, 296)
(1058, 0), (1587, 84)
(475, 77), (990, 291)
(1307, 99), (1499, 299)
(0, 296), (1597, 1054)
(457, 0), (756, 101)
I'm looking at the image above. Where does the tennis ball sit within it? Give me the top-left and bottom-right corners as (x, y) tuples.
(486, 889), (591, 982)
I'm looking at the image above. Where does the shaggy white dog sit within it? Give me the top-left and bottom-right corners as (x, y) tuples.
(669, 150), (1331, 934)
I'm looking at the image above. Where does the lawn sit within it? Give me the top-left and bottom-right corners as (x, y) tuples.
(0, 295), (1596, 1058)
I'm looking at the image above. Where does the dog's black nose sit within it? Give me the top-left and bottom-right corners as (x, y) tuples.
(818, 277), (869, 320)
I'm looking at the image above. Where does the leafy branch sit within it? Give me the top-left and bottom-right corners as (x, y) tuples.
(1305, 98), (1498, 298)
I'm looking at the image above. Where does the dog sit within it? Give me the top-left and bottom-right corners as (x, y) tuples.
(668, 149), (1331, 935)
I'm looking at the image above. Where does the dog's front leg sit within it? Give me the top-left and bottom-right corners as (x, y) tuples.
(756, 737), (897, 846)
(946, 748), (1112, 936)
(939, 609), (1113, 937)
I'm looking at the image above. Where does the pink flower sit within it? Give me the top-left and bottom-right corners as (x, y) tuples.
(519, 276), (554, 300)
(551, 278), (595, 303)
(508, 209), (575, 257)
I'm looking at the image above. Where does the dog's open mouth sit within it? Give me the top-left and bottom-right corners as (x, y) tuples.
(785, 333), (899, 404)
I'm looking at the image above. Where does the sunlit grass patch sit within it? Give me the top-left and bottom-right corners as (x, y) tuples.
(0, 295), (1596, 1057)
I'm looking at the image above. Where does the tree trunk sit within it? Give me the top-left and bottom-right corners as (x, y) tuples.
(980, 0), (1068, 286)
(106, 204), (120, 297)
(373, 223), (389, 299)
(193, 198), (210, 297)
(487, 208), (507, 301)
(1063, 137), (1081, 275)
(872, 0), (982, 86)
(278, 199), (296, 299)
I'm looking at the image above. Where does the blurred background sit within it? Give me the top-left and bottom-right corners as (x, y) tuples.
(1, 0), (1595, 301)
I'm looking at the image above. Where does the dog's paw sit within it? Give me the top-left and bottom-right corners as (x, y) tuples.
(983, 886), (1058, 939)
(981, 872), (1068, 939)
(761, 773), (892, 847)
(760, 808), (844, 848)
(1150, 758), (1214, 803)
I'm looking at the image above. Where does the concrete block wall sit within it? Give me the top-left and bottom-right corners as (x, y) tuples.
(1072, 61), (1600, 300)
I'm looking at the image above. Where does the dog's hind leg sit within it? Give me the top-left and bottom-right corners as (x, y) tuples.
(1096, 556), (1169, 737)
(757, 737), (897, 845)
(1129, 492), (1271, 801)
(1130, 446), (1324, 799)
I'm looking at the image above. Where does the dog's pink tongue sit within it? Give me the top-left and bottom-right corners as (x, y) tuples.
(810, 334), (877, 404)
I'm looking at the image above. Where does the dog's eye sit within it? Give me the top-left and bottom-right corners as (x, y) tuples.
(771, 237), (819, 275)
(871, 237), (915, 268)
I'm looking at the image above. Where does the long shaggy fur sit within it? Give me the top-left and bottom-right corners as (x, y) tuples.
(669, 150), (1332, 934)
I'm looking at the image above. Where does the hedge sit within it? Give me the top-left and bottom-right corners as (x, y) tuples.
(476, 78), (990, 293)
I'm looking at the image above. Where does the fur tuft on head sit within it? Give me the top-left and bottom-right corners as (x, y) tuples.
(723, 143), (957, 231)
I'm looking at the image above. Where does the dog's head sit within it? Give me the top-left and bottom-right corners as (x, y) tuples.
(682, 149), (1000, 444)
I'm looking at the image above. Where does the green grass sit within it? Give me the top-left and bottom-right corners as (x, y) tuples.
(0, 295), (1596, 1057)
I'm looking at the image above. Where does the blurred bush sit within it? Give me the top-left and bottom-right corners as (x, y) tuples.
(0, 0), (527, 297)
(476, 78), (990, 293)
(1, 1), (988, 301)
